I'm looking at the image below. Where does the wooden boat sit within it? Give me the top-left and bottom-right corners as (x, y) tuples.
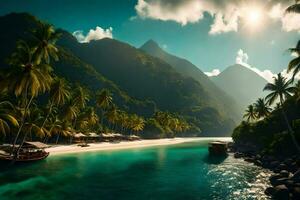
(0, 141), (49, 163)
(208, 141), (228, 156)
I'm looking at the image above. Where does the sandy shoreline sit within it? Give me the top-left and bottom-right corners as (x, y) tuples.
(46, 137), (231, 156)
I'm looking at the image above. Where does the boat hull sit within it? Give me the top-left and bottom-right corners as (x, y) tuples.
(0, 152), (49, 163)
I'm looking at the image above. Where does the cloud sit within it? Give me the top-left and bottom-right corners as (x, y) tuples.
(134, 0), (300, 34)
(235, 48), (300, 82)
(135, 0), (204, 25)
(204, 69), (221, 77)
(73, 26), (113, 43)
(236, 49), (249, 64)
(269, 2), (300, 32)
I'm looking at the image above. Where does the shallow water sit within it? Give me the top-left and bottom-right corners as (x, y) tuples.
(0, 139), (271, 200)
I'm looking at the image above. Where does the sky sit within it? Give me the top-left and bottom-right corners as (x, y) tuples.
(0, 0), (299, 81)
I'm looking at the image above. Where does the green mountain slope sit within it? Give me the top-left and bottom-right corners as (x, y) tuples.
(58, 34), (236, 135)
(0, 12), (236, 135)
(140, 39), (240, 121)
(0, 13), (155, 116)
(211, 64), (268, 112)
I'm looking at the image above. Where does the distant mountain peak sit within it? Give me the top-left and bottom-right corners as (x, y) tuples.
(141, 39), (160, 50)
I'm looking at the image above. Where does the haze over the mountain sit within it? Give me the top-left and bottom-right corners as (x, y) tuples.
(211, 64), (268, 112)
(140, 39), (240, 121)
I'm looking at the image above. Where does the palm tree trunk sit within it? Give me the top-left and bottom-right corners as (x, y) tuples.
(41, 101), (54, 128)
(281, 107), (300, 153)
(11, 95), (34, 155)
(56, 133), (60, 144)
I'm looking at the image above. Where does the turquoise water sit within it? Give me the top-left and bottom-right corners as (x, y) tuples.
(0, 139), (271, 200)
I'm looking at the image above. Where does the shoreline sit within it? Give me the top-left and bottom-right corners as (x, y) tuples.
(46, 137), (231, 156)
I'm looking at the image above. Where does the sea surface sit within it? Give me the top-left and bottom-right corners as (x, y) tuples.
(0, 138), (271, 200)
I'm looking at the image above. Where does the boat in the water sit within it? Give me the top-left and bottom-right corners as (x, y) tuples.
(0, 141), (49, 163)
(208, 141), (228, 156)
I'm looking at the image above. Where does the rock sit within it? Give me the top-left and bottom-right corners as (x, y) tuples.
(278, 163), (288, 171)
(270, 174), (284, 185)
(254, 160), (262, 166)
(244, 157), (255, 163)
(265, 187), (275, 196)
(280, 170), (290, 178)
(292, 187), (300, 199)
(274, 185), (290, 200)
(292, 169), (300, 181)
(234, 152), (243, 158)
(270, 161), (280, 169)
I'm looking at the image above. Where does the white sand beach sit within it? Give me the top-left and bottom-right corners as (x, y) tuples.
(46, 137), (232, 156)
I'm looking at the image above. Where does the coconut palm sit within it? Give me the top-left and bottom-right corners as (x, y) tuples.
(73, 86), (90, 110)
(131, 116), (145, 134)
(254, 98), (272, 119)
(286, 0), (300, 13)
(243, 104), (257, 122)
(0, 101), (19, 138)
(105, 104), (118, 130)
(3, 40), (53, 151)
(31, 23), (60, 64)
(41, 78), (70, 127)
(96, 89), (113, 129)
(85, 107), (99, 127)
(294, 80), (300, 101)
(263, 73), (300, 152)
(288, 41), (300, 81)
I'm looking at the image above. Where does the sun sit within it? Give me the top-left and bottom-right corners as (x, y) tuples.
(243, 7), (264, 29)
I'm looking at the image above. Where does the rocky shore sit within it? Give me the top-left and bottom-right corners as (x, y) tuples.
(230, 143), (300, 199)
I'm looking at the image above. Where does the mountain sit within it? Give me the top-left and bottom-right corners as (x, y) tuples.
(0, 12), (236, 136)
(0, 13), (155, 117)
(211, 64), (268, 111)
(140, 39), (240, 121)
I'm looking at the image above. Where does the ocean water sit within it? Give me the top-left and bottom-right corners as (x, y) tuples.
(0, 139), (271, 200)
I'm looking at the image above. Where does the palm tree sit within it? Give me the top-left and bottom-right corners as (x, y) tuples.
(41, 78), (70, 127)
(254, 98), (272, 119)
(105, 104), (118, 130)
(131, 116), (145, 135)
(0, 101), (19, 139)
(96, 89), (113, 129)
(3, 40), (53, 151)
(294, 80), (300, 102)
(288, 41), (300, 81)
(243, 104), (257, 122)
(286, 0), (300, 13)
(73, 86), (90, 110)
(263, 73), (300, 152)
(31, 23), (61, 64)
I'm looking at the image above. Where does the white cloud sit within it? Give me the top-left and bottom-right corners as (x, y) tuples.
(134, 0), (300, 34)
(73, 26), (113, 43)
(204, 69), (221, 77)
(135, 0), (204, 25)
(236, 49), (249, 64)
(269, 2), (300, 32)
(235, 48), (300, 82)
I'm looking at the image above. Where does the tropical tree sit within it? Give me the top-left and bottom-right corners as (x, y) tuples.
(105, 104), (118, 130)
(254, 98), (272, 119)
(42, 78), (70, 127)
(96, 88), (113, 129)
(286, 0), (300, 13)
(294, 80), (300, 101)
(71, 86), (89, 129)
(288, 41), (300, 81)
(243, 104), (257, 122)
(31, 23), (60, 64)
(3, 40), (53, 151)
(263, 73), (300, 152)
(0, 101), (19, 139)
(129, 114), (145, 135)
